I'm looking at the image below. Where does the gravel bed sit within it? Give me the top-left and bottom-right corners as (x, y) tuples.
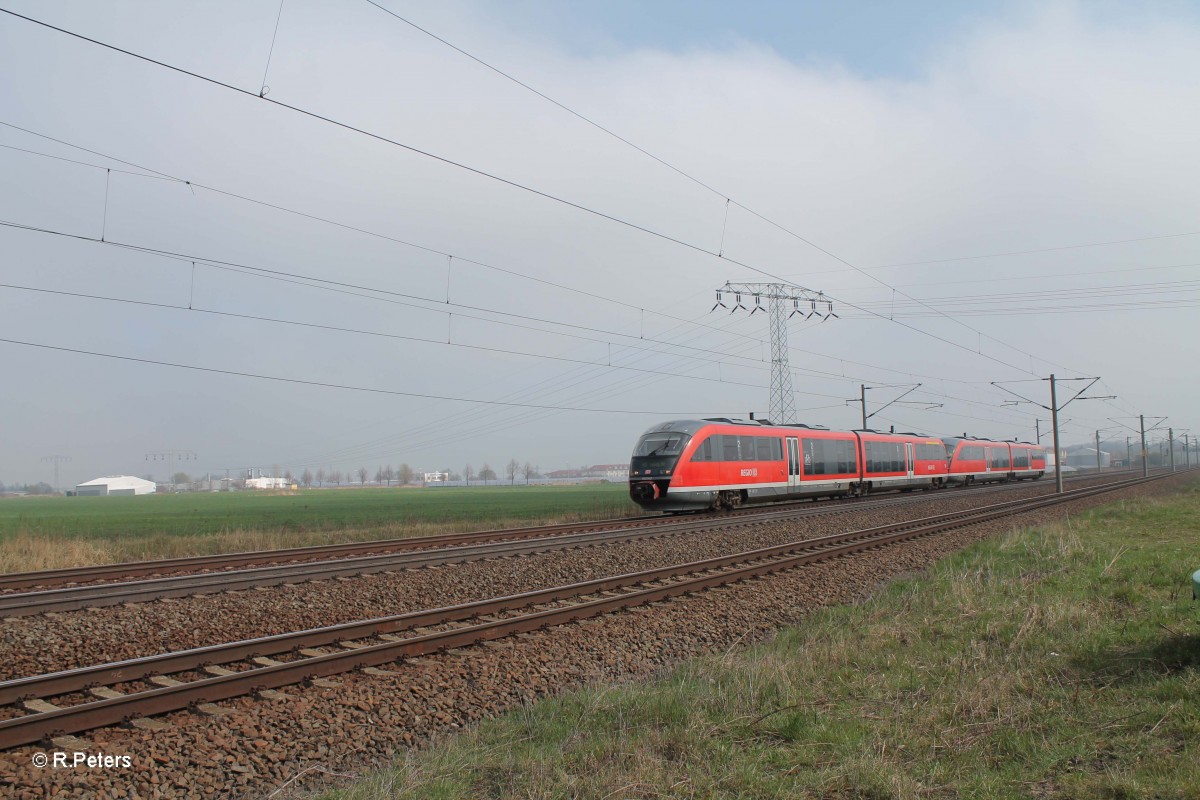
(0, 474), (1189, 799)
(0, 478), (1104, 680)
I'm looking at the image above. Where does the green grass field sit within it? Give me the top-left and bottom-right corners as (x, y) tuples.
(0, 483), (638, 572)
(330, 481), (1200, 799)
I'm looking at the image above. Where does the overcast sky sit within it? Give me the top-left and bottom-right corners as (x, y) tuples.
(1, 0), (1197, 488)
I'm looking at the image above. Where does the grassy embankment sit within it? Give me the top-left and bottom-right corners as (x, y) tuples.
(0, 484), (637, 572)
(329, 483), (1200, 799)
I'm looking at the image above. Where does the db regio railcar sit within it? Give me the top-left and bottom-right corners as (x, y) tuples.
(628, 418), (1046, 512)
(942, 436), (1046, 485)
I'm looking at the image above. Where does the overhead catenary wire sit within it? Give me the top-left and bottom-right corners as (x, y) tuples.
(0, 125), (1095, 390)
(0, 169), (1080, 460)
(0, 335), (732, 417)
(352, 1), (1098, 380)
(0, 18), (1160, 444)
(4, 131), (1193, 391)
(0, 217), (846, 386)
(0, 7), (1085, 382)
(0, 215), (1033, 400)
(0, 280), (871, 399)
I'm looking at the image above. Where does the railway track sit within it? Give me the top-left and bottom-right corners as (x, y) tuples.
(0, 475), (1099, 617)
(0, 471), (1129, 603)
(0, 471), (1167, 750)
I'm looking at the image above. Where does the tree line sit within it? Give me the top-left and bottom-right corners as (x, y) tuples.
(295, 459), (541, 488)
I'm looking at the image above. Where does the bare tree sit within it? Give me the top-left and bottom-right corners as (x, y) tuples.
(301, 469), (313, 488)
(331, 470), (343, 487)
(522, 462), (536, 484)
(398, 464), (414, 485)
(374, 466), (384, 486)
(479, 463), (496, 482)
(283, 470), (294, 485)
(358, 467), (368, 486)
(384, 465), (395, 487)
(316, 468), (326, 488)
(463, 463), (474, 486)
(506, 458), (520, 486)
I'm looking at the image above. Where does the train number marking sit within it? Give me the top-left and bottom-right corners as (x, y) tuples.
(740, 468), (758, 477)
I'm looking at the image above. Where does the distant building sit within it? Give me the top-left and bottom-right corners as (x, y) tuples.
(1062, 445), (1112, 469)
(545, 469), (585, 480)
(245, 476), (290, 490)
(545, 465), (629, 481)
(75, 475), (157, 496)
(589, 464), (629, 480)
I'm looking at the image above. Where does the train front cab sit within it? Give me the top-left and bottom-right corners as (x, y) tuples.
(628, 422), (695, 511)
(643, 421), (799, 511)
(630, 420), (861, 512)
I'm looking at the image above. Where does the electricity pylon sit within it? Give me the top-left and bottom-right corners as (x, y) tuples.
(42, 454), (70, 494)
(712, 282), (834, 424)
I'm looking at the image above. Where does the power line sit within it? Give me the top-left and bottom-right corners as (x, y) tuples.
(0, 279), (871, 399)
(0, 335), (723, 416)
(351, 2), (1090, 380)
(0, 7), (1080, 381)
(0, 121), (1068, 388)
(858, 230), (1200, 273)
(2, 130), (1171, 398)
(0, 216), (1026, 399)
(0, 217), (769, 370)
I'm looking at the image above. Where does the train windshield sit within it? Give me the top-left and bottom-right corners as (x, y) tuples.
(633, 432), (689, 458)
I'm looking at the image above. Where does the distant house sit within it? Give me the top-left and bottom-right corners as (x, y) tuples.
(75, 475), (157, 496)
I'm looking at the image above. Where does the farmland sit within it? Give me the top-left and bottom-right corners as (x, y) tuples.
(0, 483), (638, 572)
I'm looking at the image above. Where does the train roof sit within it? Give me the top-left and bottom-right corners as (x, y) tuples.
(641, 420), (952, 439)
(943, 435), (1042, 446)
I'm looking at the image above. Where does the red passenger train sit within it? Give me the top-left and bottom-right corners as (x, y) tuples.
(628, 419), (1045, 512)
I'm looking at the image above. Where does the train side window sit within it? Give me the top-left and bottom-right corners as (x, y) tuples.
(722, 436), (740, 462)
(802, 439), (824, 475)
(755, 437), (772, 461)
(691, 438), (712, 462)
(837, 440), (854, 473)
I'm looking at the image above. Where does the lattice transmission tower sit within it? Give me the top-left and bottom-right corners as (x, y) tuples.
(712, 282), (835, 424)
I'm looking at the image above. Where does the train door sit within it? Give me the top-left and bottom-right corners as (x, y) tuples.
(984, 447), (993, 474)
(905, 443), (915, 479)
(786, 437), (800, 491)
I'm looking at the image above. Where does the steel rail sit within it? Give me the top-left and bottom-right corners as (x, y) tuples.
(0, 480), (1087, 704)
(0, 472), (1169, 749)
(0, 476), (1069, 617)
(0, 470), (1110, 594)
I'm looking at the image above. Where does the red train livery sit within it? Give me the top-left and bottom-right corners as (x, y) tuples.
(942, 436), (1046, 485)
(629, 419), (1045, 512)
